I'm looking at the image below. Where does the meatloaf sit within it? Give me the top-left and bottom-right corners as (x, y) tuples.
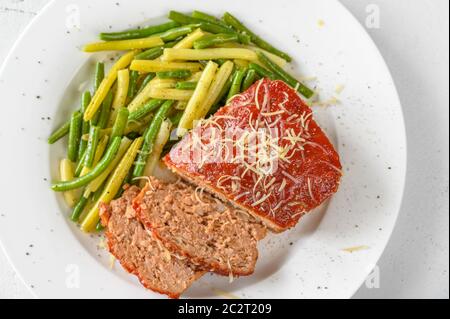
(164, 79), (342, 232)
(132, 177), (267, 276)
(100, 186), (204, 299)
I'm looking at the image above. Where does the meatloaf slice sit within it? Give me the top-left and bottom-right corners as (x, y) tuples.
(164, 79), (342, 232)
(132, 177), (267, 276)
(100, 186), (204, 299)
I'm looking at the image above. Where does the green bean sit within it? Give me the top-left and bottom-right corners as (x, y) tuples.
(168, 11), (250, 44)
(222, 12), (292, 62)
(257, 52), (314, 98)
(156, 70), (192, 79)
(71, 195), (88, 222)
(99, 21), (180, 41)
(68, 111), (83, 162)
(227, 69), (247, 101)
(61, 68), (101, 148)
(164, 40), (179, 48)
(127, 70), (140, 103)
(248, 63), (277, 80)
(52, 137), (122, 192)
(169, 11), (220, 30)
(214, 59), (227, 66)
(242, 69), (258, 91)
(192, 10), (229, 28)
(95, 220), (105, 232)
(78, 92), (92, 159)
(193, 33), (239, 49)
(74, 150), (87, 177)
(97, 90), (113, 129)
(91, 62), (105, 126)
(137, 73), (156, 94)
(48, 121), (70, 144)
(94, 62), (104, 92)
(169, 111), (183, 126)
(212, 71), (234, 108)
(159, 25), (197, 42)
(175, 81), (198, 90)
(134, 40), (180, 61)
(84, 126), (100, 168)
(128, 99), (164, 122)
(110, 107), (129, 143)
(134, 46), (164, 60)
(132, 100), (174, 179)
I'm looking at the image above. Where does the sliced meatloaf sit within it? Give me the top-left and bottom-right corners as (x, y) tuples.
(132, 177), (267, 276)
(164, 79), (342, 232)
(100, 186), (204, 299)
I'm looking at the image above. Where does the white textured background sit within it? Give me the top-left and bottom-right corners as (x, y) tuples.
(0, 0), (448, 299)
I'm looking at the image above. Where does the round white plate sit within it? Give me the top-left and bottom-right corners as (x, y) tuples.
(0, 0), (406, 299)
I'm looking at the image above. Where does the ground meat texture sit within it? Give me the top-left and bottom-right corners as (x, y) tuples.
(101, 186), (204, 299)
(164, 79), (342, 232)
(133, 177), (267, 276)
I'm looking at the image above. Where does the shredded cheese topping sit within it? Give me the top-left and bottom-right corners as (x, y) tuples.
(175, 79), (339, 224)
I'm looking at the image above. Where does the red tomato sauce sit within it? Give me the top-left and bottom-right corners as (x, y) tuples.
(165, 79), (342, 231)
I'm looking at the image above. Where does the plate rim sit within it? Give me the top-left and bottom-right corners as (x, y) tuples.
(0, 0), (408, 299)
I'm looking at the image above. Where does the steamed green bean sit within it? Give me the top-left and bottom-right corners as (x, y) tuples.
(84, 126), (100, 168)
(128, 99), (164, 122)
(52, 137), (122, 192)
(132, 100), (173, 179)
(257, 52), (314, 98)
(222, 12), (292, 62)
(100, 21), (179, 41)
(68, 111), (82, 162)
(48, 121), (70, 144)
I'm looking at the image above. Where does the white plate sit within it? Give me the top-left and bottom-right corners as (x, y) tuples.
(0, 0), (406, 299)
